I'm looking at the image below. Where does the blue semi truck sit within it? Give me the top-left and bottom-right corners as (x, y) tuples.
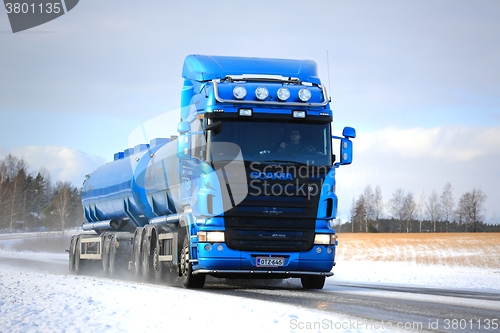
(68, 55), (356, 289)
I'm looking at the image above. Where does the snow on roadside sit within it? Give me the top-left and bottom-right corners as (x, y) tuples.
(0, 265), (392, 333)
(0, 248), (67, 261)
(333, 260), (500, 291)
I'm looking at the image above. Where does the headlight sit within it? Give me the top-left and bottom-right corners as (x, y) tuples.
(198, 231), (225, 243)
(314, 234), (331, 245)
(277, 87), (290, 101)
(298, 88), (311, 102)
(292, 110), (306, 118)
(255, 87), (269, 100)
(239, 108), (253, 116)
(233, 86), (247, 99)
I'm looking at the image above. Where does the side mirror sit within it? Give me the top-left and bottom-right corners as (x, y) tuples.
(177, 121), (190, 134)
(333, 126), (356, 167)
(339, 138), (353, 164)
(342, 127), (356, 139)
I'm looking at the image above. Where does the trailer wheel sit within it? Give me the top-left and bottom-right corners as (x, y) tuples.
(154, 237), (167, 281)
(180, 236), (205, 288)
(301, 276), (326, 289)
(102, 236), (111, 274)
(108, 235), (117, 275)
(133, 233), (142, 278)
(74, 237), (85, 275)
(142, 235), (154, 280)
(68, 237), (75, 272)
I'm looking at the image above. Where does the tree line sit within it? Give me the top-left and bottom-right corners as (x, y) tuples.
(341, 183), (499, 233)
(0, 154), (82, 234)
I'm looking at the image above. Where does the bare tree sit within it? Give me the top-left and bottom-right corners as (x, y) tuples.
(2, 154), (28, 180)
(363, 185), (375, 232)
(403, 192), (417, 233)
(352, 194), (367, 232)
(374, 185), (384, 229)
(456, 194), (467, 229)
(388, 188), (406, 232)
(1, 155), (29, 232)
(457, 188), (487, 232)
(0, 164), (5, 229)
(426, 190), (442, 233)
(349, 198), (355, 233)
(43, 181), (80, 235)
(440, 182), (455, 232)
(415, 190), (426, 233)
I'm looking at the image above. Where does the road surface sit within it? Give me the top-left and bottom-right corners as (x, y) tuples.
(1, 253), (498, 332)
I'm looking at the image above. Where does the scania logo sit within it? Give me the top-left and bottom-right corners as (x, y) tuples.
(250, 172), (293, 180)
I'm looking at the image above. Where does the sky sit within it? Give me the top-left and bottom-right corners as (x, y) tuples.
(1, 0), (499, 222)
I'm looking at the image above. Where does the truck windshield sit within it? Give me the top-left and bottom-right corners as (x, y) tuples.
(206, 119), (332, 166)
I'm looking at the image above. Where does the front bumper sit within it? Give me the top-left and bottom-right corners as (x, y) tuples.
(192, 269), (333, 277)
(193, 242), (336, 276)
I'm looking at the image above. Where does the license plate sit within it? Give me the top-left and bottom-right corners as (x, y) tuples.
(256, 257), (285, 267)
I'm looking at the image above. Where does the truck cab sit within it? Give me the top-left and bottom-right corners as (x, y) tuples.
(175, 55), (356, 288)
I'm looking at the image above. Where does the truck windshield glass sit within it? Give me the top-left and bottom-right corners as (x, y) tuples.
(206, 119), (332, 166)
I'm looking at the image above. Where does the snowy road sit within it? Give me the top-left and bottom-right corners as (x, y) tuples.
(1, 251), (499, 332)
(206, 281), (500, 333)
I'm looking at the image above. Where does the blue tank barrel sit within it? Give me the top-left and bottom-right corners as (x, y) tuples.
(81, 139), (182, 231)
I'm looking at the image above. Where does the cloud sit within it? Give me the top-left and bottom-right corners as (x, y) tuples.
(356, 125), (500, 161)
(0, 146), (105, 188)
(334, 125), (500, 221)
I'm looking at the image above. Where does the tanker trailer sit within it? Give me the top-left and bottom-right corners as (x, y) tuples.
(68, 54), (356, 289)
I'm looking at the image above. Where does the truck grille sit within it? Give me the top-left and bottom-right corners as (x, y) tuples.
(225, 217), (315, 252)
(215, 163), (324, 252)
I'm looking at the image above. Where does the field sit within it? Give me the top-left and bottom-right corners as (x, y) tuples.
(335, 233), (500, 269)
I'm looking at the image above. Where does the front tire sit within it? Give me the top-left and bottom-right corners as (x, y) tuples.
(301, 276), (326, 289)
(180, 236), (205, 288)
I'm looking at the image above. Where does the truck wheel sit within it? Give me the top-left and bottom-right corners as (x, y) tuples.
(142, 235), (154, 281)
(154, 237), (167, 282)
(68, 237), (75, 272)
(301, 276), (326, 289)
(108, 235), (117, 275)
(180, 236), (205, 288)
(74, 237), (85, 275)
(102, 236), (111, 274)
(133, 233), (142, 278)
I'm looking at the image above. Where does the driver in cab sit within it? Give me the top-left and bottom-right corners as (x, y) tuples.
(278, 130), (314, 153)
